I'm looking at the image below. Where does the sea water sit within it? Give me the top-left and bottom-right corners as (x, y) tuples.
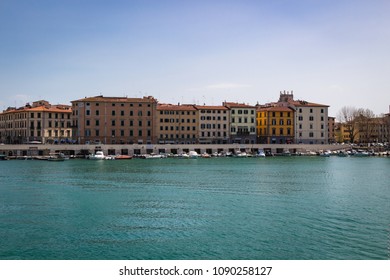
(0, 157), (389, 259)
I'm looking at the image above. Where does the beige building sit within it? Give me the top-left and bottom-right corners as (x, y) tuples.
(71, 95), (157, 144)
(278, 92), (329, 144)
(0, 100), (72, 144)
(328, 117), (336, 143)
(156, 103), (198, 144)
(223, 102), (257, 144)
(194, 105), (230, 144)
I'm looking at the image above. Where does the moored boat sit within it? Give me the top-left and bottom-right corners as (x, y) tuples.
(88, 151), (106, 160)
(115, 155), (132, 160)
(188, 151), (199, 159)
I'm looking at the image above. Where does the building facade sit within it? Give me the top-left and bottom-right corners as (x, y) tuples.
(328, 117), (336, 144)
(277, 92), (329, 144)
(0, 100), (72, 144)
(71, 96), (157, 144)
(156, 104), (198, 144)
(256, 106), (294, 144)
(223, 102), (257, 144)
(195, 105), (230, 144)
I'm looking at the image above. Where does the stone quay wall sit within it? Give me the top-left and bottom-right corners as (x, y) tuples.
(1, 143), (344, 157)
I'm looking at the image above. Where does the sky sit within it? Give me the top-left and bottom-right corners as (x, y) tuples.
(1, 0), (389, 118)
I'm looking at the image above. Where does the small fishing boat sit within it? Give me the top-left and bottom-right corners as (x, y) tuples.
(48, 153), (66, 161)
(115, 155), (132, 160)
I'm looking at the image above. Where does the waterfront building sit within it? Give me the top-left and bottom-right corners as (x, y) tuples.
(278, 92), (329, 144)
(335, 122), (358, 144)
(156, 103), (199, 144)
(0, 100), (72, 144)
(71, 95), (157, 144)
(328, 117), (336, 144)
(356, 115), (389, 144)
(194, 105), (230, 144)
(256, 105), (294, 144)
(223, 102), (257, 144)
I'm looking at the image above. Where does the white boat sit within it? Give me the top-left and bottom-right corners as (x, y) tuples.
(256, 150), (266, 157)
(337, 150), (349, 157)
(235, 151), (247, 157)
(142, 153), (164, 159)
(353, 150), (369, 157)
(48, 153), (66, 161)
(188, 151), (199, 159)
(319, 150), (331, 157)
(201, 152), (211, 158)
(88, 151), (106, 160)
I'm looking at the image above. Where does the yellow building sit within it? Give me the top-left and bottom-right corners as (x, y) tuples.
(256, 106), (294, 144)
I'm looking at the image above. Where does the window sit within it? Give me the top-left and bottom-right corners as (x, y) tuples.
(280, 128), (283, 135)
(96, 120), (99, 126)
(309, 132), (314, 137)
(111, 130), (115, 136)
(280, 119), (284, 125)
(112, 120), (116, 126)
(309, 116), (314, 121)
(112, 110), (115, 116)
(121, 111), (124, 116)
(95, 110), (99, 116)
(86, 120), (90, 126)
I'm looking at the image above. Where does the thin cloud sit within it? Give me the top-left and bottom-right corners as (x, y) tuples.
(206, 83), (252, 90)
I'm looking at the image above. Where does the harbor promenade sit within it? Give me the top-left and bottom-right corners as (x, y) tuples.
(0, 143), (345, 158)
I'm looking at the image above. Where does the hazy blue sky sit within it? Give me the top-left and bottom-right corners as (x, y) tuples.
(1, 0), (389, 118)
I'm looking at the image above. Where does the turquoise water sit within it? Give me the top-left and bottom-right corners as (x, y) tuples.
(0, 157), (389, 260)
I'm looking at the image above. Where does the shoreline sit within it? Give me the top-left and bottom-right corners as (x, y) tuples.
(0, 143), (388, 159)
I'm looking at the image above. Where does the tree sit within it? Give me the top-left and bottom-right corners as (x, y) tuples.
(355, 108), (376, 144)
(337, 106), (360, 143)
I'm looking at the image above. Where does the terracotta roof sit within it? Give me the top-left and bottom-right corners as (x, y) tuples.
(288, 100), (329, 107)
(1, 105), (71, 114)
(194, 105), (229, 110)
(157, 103), (197, 111)
(257, 106), (294, 112)
(71, 95), (157, 103)
(223, 102), (256, 108)
(27, 106), (71, 113)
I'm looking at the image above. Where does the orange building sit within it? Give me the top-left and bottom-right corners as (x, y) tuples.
(71, 95), (157, 144)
